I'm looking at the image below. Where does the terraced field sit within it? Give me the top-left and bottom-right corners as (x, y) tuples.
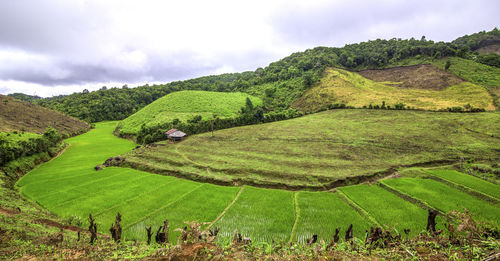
(16, 120), (500, 243)
(122, 109), (500, 188)
(116, 90), (262, 136)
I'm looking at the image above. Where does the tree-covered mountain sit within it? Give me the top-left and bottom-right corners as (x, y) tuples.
(13, 28), (500, 122)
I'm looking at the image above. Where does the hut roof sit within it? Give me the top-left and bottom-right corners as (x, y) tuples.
(168, 130), (187, 138)
(165, 128), (178, 135)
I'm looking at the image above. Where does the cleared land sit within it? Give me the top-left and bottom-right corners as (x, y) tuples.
(122, 110), (500, 188)
(292, 66), (495, 112)
(358, 64), (464, 90)
(0, 94), (89, 134)
(116, 90), (262, 136)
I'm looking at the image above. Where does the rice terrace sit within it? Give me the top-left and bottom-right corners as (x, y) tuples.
(1, 25), (500, 260)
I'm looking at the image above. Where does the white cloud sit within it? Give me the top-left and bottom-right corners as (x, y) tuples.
(0, 0), (498, 96)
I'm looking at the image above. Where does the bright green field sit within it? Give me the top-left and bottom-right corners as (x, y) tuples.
(16, 120), (500, 243)
(116, 90), (262, 136)
(382, 178), (500, 227)
(292, 191), (371, 242)
(123, 109), (500, 188)
(16, 121), (373, 242)
(338, 184), (430, 236)
(426, 169), (500, 200)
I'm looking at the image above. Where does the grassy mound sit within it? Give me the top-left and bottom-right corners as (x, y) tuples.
(123, 109), (500, 188)
(116, 91), (262, 136)
(0, 94), (89, 134)
(292, 66), (495, 112)
(432, 57), (500, 108)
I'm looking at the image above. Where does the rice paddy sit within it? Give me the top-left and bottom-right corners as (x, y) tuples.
(16, 117), (500, 243)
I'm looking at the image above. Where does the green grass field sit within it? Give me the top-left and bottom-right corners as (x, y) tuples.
(16, 119), (500, 243)
(426, 169), (500, 200)
(382, 178), (500, 227)
(292, 191), (371, 242)
(123, 109), (500, 188)
(338, 184), (430, 236)
(116, 90), (262, 136)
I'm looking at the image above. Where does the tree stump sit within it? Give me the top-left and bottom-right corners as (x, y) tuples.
(345, 224), (353, 241)
(333, 227), (341, 243)
(109, 212), (122, 242)
(146, 226), (152, 245)
(155, 220), (169, 244)
(426, 210), (438, 233)
(88, 214), (98, 244)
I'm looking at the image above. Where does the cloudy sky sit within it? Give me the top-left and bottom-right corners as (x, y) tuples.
(0, 0), (498, 97)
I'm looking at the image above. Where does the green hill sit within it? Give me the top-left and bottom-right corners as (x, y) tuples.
(291, 64), (495, 112)
(121, 109), (500, 189)
(116, 91), (262, 136)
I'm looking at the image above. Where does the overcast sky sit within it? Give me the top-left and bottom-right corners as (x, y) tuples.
(0, 0), (498, 97)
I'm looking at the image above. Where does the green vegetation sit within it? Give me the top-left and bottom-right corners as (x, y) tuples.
(122, 109), (500, 188)
(292, 191), (370, 242)
(426, 169), (500, 200)
(117, 90), (262, 136)
(16, 122), (359, 243)
(214, 186), (295, 243)
(338, 184), (429, 236)
(382, 178), (500, 227)
(292, 67), (494, 112)
(432, 57), (500, 108)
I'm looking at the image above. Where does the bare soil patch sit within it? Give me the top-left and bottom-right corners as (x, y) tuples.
(477, 44), (500, 55)
(358, 64), (464, 90)
(0, 207), (20, 216)
(35, 218), (85, 232)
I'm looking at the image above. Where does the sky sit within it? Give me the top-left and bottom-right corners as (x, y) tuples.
(0, 0), (498, 97)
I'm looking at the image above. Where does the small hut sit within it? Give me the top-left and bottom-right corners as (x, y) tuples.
(165, 128), (187, 141)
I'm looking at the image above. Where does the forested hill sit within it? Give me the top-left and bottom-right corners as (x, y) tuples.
(16, 28), (500, 122)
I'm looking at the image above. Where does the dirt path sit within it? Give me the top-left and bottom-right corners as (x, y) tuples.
(206, 186), (244, 230)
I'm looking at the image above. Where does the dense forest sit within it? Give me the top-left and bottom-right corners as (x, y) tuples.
(12, 28), (500, 122)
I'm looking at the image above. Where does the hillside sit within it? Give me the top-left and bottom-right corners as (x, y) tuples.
(0, 94), (89, 134)
(116, 91), (262, 136)
(22, 28), (500, 122)
(120, 109), (500, 189)
(291, 64), (495, 112)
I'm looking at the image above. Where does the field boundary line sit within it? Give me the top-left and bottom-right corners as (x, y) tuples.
(424, 175), (499, 204)
(206, 186), (245, 231)
(94, 179), (178, 217)
(377, 181), (445, 216)
(289, 192), (300, 243)
(123, 184), (204, 230)
(336, 190), (381, 227)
